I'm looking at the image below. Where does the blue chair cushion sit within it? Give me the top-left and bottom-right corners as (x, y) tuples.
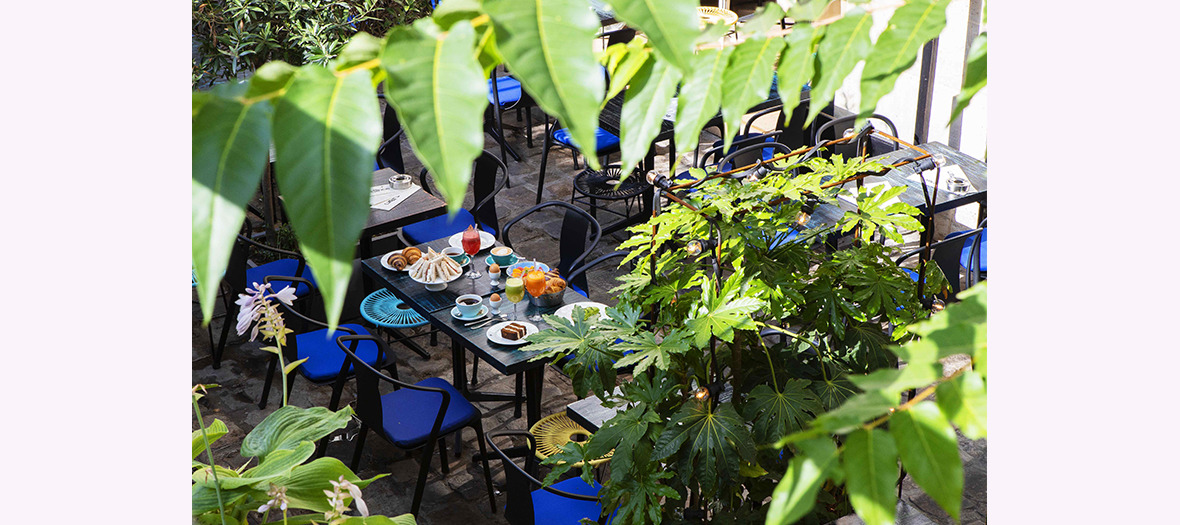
(767, 228), (800, 249)
(489, 76), (522, 106)
(296, 324), (377, 382)
(378, 377), (479, 449)
(570, 282), (588, 298)
(247, 259), (316, 297)
(531, 476), (613, 525)
(945, 228), (988, 272)
(554, 127), (620, 152)
(402, 208), (498, 245)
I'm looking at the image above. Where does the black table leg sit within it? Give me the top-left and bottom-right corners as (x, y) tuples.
(525, 365), (545, 427)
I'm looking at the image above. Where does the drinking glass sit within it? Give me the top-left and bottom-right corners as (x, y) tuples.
(505, 277), (524, 321)
(524, 270), (547, 322)
(462, 228), (482, 281)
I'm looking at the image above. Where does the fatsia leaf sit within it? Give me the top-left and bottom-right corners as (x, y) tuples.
(858, 0), (951, 123)
(687, 278), (764, 347)
(720, 34), (784, 151)
(744, 381), (823, 444)
(775, 24), (821, 128)
(192, 419), (230, 460)
(805, 7), (873, 127)
(813, 372), (859, 411)
(607, 470), (680, 525)
(524, 313), (619, 398)
(843, 429), (899, 525)
(653, 401), (754, 496)
(608, 0), (699, 74)
(618, 58), (682, 178)
(674, 46), (733, 156)
(240, 405), (354, 459)
(382, 19), (487, 213)
(949, 32), (986, 124)
(192, 82), (272, 325)
(936, 369), (987, 439)
(272, 64), (381, 330)
(589, 407), (658, 484)
(484, 0), (604, 168)
(764, 437), (839, 525)
(615, 328), (691, 377)
(541, 440), (598, 487)
(890, 403), (963, 521)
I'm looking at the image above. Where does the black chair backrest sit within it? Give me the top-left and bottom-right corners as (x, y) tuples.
(226, 223), (307, 297)
(418, 150), (509, 235)
(377, 95), (405, 173)
(564, 250), (628, 298)
(813, 114), (899, 160)
(261, 275), (344, 360)
(717, 139), (798, 178)
(699, 131), (786, 169)
(486, 430), (604, 525)
(896, 225), (986, 296)
(501, 201), (602, 291)
(966, 218), (987, 288)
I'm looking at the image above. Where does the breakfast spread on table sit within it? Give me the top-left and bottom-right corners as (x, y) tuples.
(408, 247), (462, 282)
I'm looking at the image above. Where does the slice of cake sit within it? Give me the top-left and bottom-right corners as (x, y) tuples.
(501, 323), (527, 341)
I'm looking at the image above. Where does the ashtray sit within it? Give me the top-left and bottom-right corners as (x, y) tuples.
(388, 174), (412, 190)
(946, 175), (969, 193)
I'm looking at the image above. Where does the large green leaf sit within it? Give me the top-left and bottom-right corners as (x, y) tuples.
(848, 362), (941, 395)
(890, 403), (963, 521)
(936, 369), (987, 439)
(240, 405), (354, 459)
(272, 64), (382, 329)
(618, 57), (683, 179)
(719, 34), (785, 151)
(608, 0), (699, 73)
(382, 19), (488, 213)
(614, 326), (691, 377)
(674, 46), (732, 156)
(858, 0), (951, 123)
(268, 457), (388, 513)
(687, 276), (764, 347)
(197, 442), (317, 490)
(743, 381), (823, 444)
(843, 429), (899, 525)
(949, 32), (987, 124)
(764, 437), (839, 525)
(192, 483), (251, 515)
(541, 440), (598, 487)
(601, 40), (652, 105)
(891, 283), (987, 366)
(192, 82), (272, 325)
(193, 418), (230, 460)
(484, 0), (604, 168)
(653, 401), (754, 496)
(524, 313), (619, 398)
(805, 7), (873, 127)
(587, 406), (660, 483)
(606, 469), (680, 525)
(775, 24), (821, 129)
(812, 389), (897, 435)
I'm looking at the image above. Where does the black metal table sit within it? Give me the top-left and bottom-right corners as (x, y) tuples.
(361, 237), (600, 427)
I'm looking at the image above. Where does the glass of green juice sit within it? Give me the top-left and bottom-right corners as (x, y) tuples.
(505, 277), (525, 321)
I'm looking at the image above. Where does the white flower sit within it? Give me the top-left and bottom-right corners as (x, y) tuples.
(257, 484), (289, 515)
(271, 285), (297, 306)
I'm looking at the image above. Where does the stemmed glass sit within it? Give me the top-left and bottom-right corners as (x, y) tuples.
(462, 228), (482, 283)
(504, 277), (524, 321)
(524, 269), (547, 322)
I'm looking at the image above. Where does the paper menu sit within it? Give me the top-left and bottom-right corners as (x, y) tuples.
(370, 184), (421, 211)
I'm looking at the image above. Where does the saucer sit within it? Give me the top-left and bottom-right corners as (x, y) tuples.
(451, 304), (489, 321)
(485, 253), (521, 267)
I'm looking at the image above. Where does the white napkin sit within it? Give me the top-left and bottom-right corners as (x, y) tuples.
(370, 184), (421, 211)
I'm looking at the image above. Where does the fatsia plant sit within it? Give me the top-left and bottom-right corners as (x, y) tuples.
(519, 151), (960, 523)
(194, 0), (984, 331)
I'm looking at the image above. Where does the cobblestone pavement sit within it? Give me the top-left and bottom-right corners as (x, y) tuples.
(193, 90), (985, 524)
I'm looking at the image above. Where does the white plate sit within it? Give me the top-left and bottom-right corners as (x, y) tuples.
(448, 231), (495, 252)
(380, 250), (406, 271)
(451, 304), (489, 321)
(408, 267), (463, 291)
(486, 321), (539, 346)
(554, 302), (610, 324)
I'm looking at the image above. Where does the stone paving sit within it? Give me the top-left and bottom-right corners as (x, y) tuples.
(192, 95), (985, 524)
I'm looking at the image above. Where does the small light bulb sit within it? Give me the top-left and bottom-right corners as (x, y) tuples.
(932, 154), (947, 168)
(842, 128), (856, 138)
(686, 240), (703, 257)
(694, 387), (710, 401)
(796, 211), (811, 226)
(931, 298), (946, 312)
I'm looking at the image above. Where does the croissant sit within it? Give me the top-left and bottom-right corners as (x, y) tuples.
(388, 253), (408, 270)
(546, 269), (561, 279)
(545, 277), (566, 294)
(403, 247), (422, 264)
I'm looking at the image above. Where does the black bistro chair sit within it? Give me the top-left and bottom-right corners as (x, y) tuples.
(501, 201), (602, 295)
(895, 224), (987, 299)
(487, 429), (615, 525)
(401, 150), (509, 245)
(337, 334), (497, 516)
(256, 275), (383, 411)
(944, 218), (987, 287)
(812, 114), (899, 160)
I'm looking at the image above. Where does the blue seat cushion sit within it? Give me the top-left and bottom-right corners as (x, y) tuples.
(945, 228), (988, 272)
(296, 324), (377, 382)
(402, 208), (497, 245)
(247, 259), (316, 297)
(767, 228), (800, 249)
(570, 282), (588, 298)
(531, 476), (613, 525)
(554, 127), (620, 152)
(489, 76), (522, 106)
(378, 377), (479, 449)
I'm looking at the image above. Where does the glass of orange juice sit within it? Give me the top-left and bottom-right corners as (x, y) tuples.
(524, 269), (547, 321)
